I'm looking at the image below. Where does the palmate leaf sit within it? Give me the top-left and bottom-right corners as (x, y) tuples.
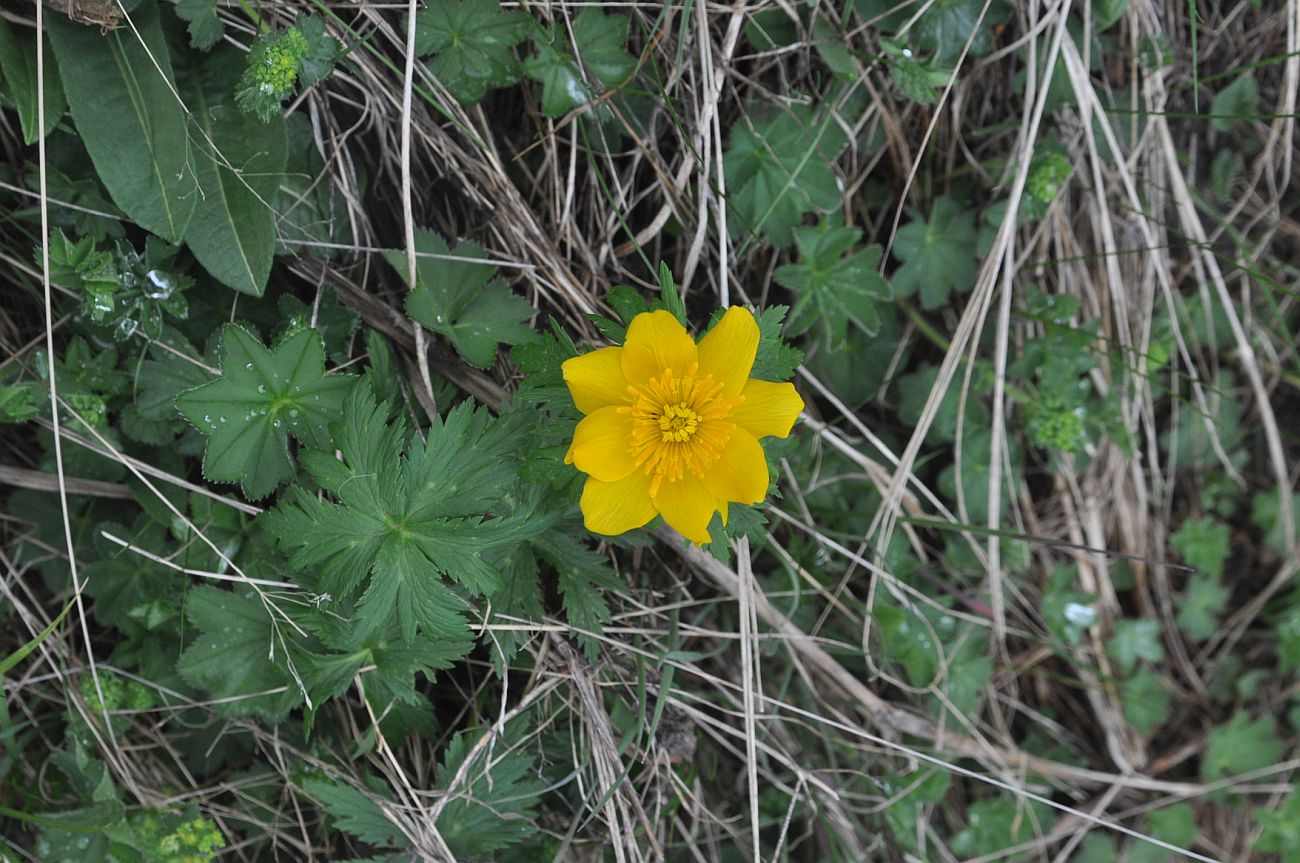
(523, 8), (636, 116)
(175, 0), (224, 50)
(723, 104), (847, 246)
(414, 0), (530, 105)
(176, 586), (302, 721)
(434, 720), (545, 858)
(47, 2), (197, 244)
(264, 383), (536, 646)
(773, 220), (891, 350)
(174, 325), (354, 500)
(386, 230), (534, 369)
(891, 195), (978, 309)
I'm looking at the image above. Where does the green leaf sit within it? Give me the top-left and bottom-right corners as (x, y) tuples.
(1176, 575), (1230, 642)
(1170, 517), (1229, 576)
(523, 8), (635, 116)
(1211, 73), (1259, 131)
(891, 195), (978, 309)
(1211, 148), (1242, 203)
(1094, 0), (1131, 31)
(296, 15), (340, 87)
(434, 720), (546, 858)
(749, 305), (804, 381)
(387, 230), (535, 369)
(175, 0), (224, 50)
(264, 383), (534, 646)
(1254, 787), (1300, 860)
(180, 47), (288, 296)
(47, 2), (197, 243)
(1251, 490), (1300, 555)
(44, 229), (119, 321)
(0, 384), (40, 423)
(1041, 565), (1097, 648)
(176, 586), (302, 721)
(301, 779), (409, 849)
(534, 529), (623, 661)
(414, 0), (530, 105)
(881, 37), (951, 103)
(950, 798), (1053, 857)
(774, 220), (890, 350)
(1126, 804), (1198, 863)
(723, 104), (847, 246)
(1202, 712), (1284, 782)
(0, 18), (66, 144)
(174, 325), (354, 500)
(1277, 600), (1300, 674)
(914, 0), (1007, 65)
(1120, 666), (1170, 735)
(1107, 618), (1165, 675)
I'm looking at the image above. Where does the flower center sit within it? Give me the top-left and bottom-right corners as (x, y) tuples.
(658, 405), (699, 442)
(620, 363), (742, 495)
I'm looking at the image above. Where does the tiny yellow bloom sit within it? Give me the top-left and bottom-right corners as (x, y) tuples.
(562, 307), (804, 544)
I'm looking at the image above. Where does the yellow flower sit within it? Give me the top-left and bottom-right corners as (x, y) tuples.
(562, 307), (804, 544)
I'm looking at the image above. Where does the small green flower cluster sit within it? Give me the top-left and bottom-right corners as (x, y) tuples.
(74, 672), (154, 742)
(236, 27), (310, 121)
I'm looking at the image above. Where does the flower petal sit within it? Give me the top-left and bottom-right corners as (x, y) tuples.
(580, 470), (658, 537)
(621, 310), (698, 385)
(562, 346), (629, 415)
(699, 428), (769, 505)
(697, 306), (759, 397)
(652, 474), (719, 544)
(567, 407), (636, 482)
(731, 379), (804, 439)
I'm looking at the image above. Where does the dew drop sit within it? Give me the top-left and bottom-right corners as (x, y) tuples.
(144, 269), (176, 300)
(203, 415), (212, 423)
(257, 384), (267, 394)
(245, 362), (254, 370)
(273, 419), (282, 428)
(218, 415), (227, 423)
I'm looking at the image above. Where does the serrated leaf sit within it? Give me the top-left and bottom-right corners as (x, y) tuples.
(891, 195), (978, 308)
(176, 586), (302, 721)
(1170, 517), (1230, 577)
(301, 779), (409, 849)
(0, 384), (40, 423)
(43, 229), (119, 321)
(387, 230), (534, 369)
(723, 104), (847, 246)
(47, 3), (197, 243)
(534, 529), (622, 661)
(434, 721), (546, 858)
(180, 48), (288, 296)
(175, 0), (224, 50)
(414, 0), (530, 105)
(749, 305), (804, 381)
(264, 383), (534, 646)
(1120, 666), (1170, 735)
(1107, 618), (1165, 675)
(174, 325), (353, 500)
(1202, 712), (1284, 782)
(0, 18), (65, 145)
(1176, 575), (1229, 641)
(524, 8), (635, 116)
(296, 15), (340, 87)
(774, 220), (890, 350)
